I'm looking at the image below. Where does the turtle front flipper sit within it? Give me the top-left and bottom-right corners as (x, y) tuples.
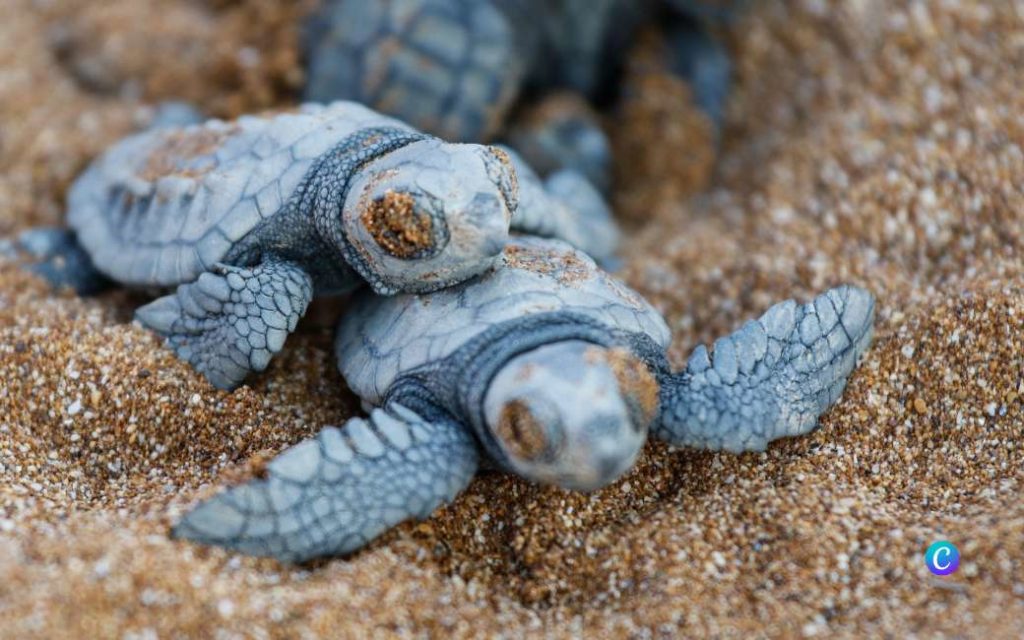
(503, 147), (619, 263)
(135, 257), (313, 391)
(653, 286), (875, 452)
(2, 227), (111, 295)
(172, 404), (478, 562)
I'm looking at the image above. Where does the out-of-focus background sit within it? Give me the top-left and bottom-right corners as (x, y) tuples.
(0, 1), (1021, 637)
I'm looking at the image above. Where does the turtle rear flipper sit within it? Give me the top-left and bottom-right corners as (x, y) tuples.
(172, 404), (478, 563)
(135, 257), (313, 391)
(653, 285), (875, 452)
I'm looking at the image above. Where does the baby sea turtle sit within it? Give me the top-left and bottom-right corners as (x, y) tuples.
(302, 0), (734, 190)
(174, 237), (875, 562)
(11, 102), (616, 390)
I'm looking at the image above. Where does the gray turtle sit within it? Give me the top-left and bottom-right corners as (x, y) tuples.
(9, 101), (616, 391)
(174, 236), (875, 562)
(303, 0), (735, 191)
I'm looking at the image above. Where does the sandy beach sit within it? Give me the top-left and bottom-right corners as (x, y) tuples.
(1, 1), (1021, 637)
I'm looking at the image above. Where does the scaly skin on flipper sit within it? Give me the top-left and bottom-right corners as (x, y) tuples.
(654, 286), (876, 452)
(173, 403), (478, 563)
(175, 238), (875, 562)
(135, 258), (314, 391)
(540, 169), (619, 263)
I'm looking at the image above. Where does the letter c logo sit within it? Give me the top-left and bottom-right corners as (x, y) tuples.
(925, 541), (960, 576)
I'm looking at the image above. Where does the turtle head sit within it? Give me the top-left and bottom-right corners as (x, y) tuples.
(341, 140), (516, 294)
(482, 340), (659, 492)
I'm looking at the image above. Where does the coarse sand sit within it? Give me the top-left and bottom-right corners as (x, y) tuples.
(1, 1), (1022, 638)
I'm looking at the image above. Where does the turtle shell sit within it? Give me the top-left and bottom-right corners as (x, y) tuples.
(68, 102), (412, 287)
(336, 236), (671, 404)
(303, 0), (528, 142)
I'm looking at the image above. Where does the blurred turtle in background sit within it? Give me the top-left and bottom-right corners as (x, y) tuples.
(302, 0), (740, 199)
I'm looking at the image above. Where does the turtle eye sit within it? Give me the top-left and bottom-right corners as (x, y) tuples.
(359, 190), (447, 260)
(495, 399), (563, 463)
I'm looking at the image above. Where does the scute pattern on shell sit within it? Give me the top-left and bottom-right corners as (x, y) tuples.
(304, 0), (524, 142)
(67, 102), (411, 287)
(336, 236), (671, 404)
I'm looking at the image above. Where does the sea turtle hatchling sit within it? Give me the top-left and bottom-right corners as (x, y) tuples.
(9, 101), (617, 391)
(174, 236), (875, 562)
(302, 0), (736, 191)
